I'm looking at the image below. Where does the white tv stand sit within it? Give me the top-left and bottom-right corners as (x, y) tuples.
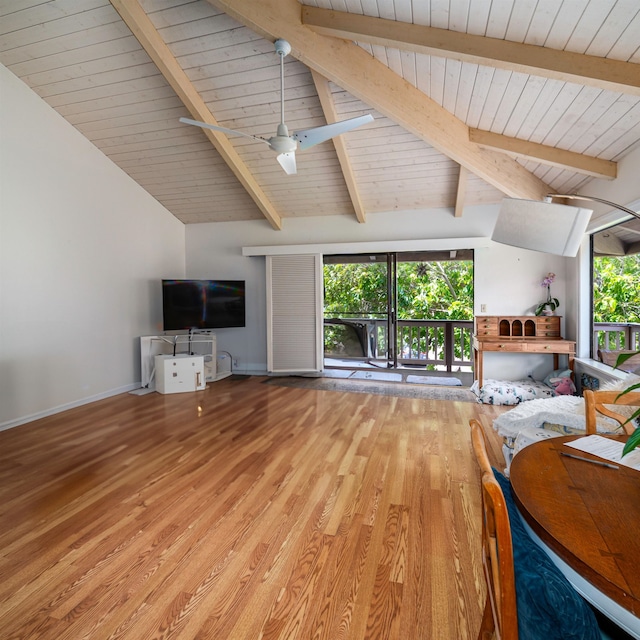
(140, 332), (232, 390)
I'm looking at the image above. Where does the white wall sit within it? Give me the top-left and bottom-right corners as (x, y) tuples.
(0, 65), (185, 430)
(475, 243), (571, 379)
(186, 206), (571, 380)
(582, 144), (640, 227)
(186, 207), (500, 372)
(186, 220), (269, 373)
(190, 143), (640, 380)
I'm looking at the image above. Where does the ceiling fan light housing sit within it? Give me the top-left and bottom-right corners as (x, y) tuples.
(268, 124), (298, 153)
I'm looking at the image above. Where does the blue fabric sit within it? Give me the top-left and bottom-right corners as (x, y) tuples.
(493, 469), (600, 640)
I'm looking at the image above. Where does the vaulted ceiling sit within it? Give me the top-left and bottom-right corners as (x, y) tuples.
(1, 0), (639, 231)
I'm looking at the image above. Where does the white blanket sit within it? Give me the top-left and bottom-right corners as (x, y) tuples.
(492, 395), (619, 439)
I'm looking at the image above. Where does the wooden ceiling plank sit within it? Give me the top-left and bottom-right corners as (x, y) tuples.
(311, 70), (367, 223)
(0, 6), (120, 51)
(469, 128), (618, 179)
(208, 0), (551, 202)
(302, 6), (640, 97)
(66, 98), (185, 126)
(109, 0), (282, 230)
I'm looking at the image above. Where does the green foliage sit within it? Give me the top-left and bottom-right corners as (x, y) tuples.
(615, 352), (640, 458)
(323, 260), (474, 320)
(593, 254), (640, 324)
(594, 259), (640, 458)
(595, 259), (640, 457)
(323, 259), (474, 359)
(535, 296), (560, 316)
(622, 425), (640, 457)
(324, 263), (389, 316)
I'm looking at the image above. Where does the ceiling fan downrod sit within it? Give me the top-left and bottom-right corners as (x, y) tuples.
(274, 39), (291, 139)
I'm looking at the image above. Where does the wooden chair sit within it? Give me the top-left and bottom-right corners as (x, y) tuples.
(470, 419), (518, 640)
(583, 389), (640, 435)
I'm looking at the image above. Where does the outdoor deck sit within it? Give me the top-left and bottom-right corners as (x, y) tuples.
(324, 319), (639, 385)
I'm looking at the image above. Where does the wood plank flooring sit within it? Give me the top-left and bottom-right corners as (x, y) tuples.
(0, 376), (506, 639)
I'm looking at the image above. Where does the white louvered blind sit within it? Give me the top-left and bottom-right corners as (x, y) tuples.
(266, 254), (323, 374)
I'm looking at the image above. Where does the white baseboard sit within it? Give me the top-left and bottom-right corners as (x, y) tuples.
(0, 383), (139, 433)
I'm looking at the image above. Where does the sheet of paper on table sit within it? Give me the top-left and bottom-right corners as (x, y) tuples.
(564, 435), (640, 471)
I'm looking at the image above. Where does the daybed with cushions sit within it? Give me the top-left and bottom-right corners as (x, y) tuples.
(492, 395), (619, 473)
(471, 378), (555, 405)
(492, 372), (640, 474)
(471, 369), (575, 406)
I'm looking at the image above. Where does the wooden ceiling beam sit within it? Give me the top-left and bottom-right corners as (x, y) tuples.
(469, 129), (617, 179)
(110, 0), (282, 230)
(454, 166), (468, 218)
(302, 6), (640, 97)
(310, 71), (366, 224)
(208, 0), (550, 202)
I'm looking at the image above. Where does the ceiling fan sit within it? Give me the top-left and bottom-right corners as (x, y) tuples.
(179, 39), (374, 175)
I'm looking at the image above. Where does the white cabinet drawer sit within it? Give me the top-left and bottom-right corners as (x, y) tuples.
(155, 354), (205, 394)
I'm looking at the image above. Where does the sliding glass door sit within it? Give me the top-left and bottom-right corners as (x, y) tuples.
(323, 253), (396, 367)
(323, 250), (474, 374)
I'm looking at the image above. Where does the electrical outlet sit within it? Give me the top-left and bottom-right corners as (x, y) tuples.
(480, 303), (487, 313)
(233, 359), (238, 368)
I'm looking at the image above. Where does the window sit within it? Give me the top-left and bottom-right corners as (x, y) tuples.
(591, 219), (640, 362)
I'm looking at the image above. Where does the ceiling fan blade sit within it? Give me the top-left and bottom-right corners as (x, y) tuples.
(294, 114), (374, 151)
(277, 152), (297, 175)
(179, 117), (269, 144)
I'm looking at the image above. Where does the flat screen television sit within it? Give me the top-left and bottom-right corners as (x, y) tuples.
(162, 279), (245, 330)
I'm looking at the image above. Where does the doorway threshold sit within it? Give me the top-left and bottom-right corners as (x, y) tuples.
(323, 361), (472, 387)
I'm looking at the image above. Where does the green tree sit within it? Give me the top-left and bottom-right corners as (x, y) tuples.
(396, 261), (473, 320)
(323, 259), (474, 363)
(324, 263), (388, 317)
(323, 260), (474, 320)
(593, 254), (640, 351)
(593, 255), (640, 324)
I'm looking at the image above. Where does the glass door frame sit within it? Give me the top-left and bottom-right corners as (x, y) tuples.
(323, 249), (475, 373)
(386, 253), (398, 368)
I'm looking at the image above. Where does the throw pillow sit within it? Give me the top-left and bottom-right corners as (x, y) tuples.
(549, 376), (577, 395)
(543, 368), (573, 388)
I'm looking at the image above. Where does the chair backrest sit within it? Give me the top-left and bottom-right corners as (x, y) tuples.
(470, 419), (518, 640)
(583, 389), (640, 435)
(470, 417), (493, 476)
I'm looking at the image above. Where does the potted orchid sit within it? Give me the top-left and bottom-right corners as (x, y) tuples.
(535, 272), (560, 316)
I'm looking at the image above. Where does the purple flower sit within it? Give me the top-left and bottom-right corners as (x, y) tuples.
(541, 272), (555, 287)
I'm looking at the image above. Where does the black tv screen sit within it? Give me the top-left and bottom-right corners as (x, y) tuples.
(162, 280), (245, 330)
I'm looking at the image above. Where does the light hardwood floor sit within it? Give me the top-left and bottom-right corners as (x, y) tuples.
(0, 376), (507, 639)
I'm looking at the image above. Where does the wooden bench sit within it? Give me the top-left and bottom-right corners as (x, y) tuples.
(597, 349), (640, 373)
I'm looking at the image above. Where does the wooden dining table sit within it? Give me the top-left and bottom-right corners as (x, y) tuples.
(509, 435), (640, 638)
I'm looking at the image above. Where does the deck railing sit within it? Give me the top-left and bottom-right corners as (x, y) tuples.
(324, 317), (474, 372)
(327, 319), (639, 371)
(593, 322), (640, 355)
